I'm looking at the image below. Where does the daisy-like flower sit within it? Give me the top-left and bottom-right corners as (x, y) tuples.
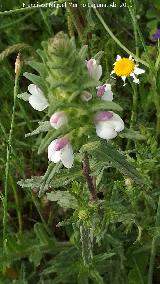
(96, 84), (113, 101)
(28, 84), (49, 111)
(86, 58), (102, 81)
(95, 111), (124, 140)
(111, 55), (145, 86)
(50, 111), (68, 129)
(48, 137), (74, 168)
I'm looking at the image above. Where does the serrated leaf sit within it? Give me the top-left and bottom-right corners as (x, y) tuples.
(27, 61), (47, 77)
(18, 176), (43, 189)
(91, 101), (123, 112)
(47, 191), (78, 209)
(93, 51), (104, 63)
(82, 141), (144, 185)
(120, 128), (146, 140)
(23, 72), (47, 91)
(25, 121), (51, 137)
(78, 45), (88, 60)
(50, 166), (83, 188)
(17, 92), (30, 101)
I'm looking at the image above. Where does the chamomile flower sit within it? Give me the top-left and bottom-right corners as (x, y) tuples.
(111, 55), (145, 86)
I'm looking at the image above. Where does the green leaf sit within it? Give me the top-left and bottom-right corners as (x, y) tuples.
(23, 72), (47, 91)
(120, 128), (146, 140)
(78, 45), (88, 60)
(50, 166), (83, 188)
(39, 162), (62, 197)
(27, 61), (47, 77)
(17, 92), (30, 101)
(47, 191), (78, 209)
(82, 141), (144, 184)
(91, 101), (123, 112)
(18, 176), (43, 189)
(25, 121), (51, 137)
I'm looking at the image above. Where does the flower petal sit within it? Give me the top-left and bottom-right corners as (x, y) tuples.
(104, 84), (112, 91)
(130, 73), (140, 84)
(50, 112), (68, 129)
(108, 112), (124, 132)
(116, 55), (121, 61)
(60, 143), (74, 168)
(48, 140), (61, 163)
(121, 76), (127, 86)
(28, 84), (48, 111)
(96, 122), (117, 140)
(102, 91), (113, 101)
(134, 67), (145, 75)
(28, 84), (43, 96)
(29, 94), (48, 111)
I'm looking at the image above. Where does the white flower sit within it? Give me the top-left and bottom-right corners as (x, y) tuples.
(48, 137), (74, 168)
(96, 84), (113, 101)
(50, 111), (68, 129)
(80, 91), (92, 102)
(111, 55), (145, 86)
(86, 58), (102, 81)
(95, 111), (124, 140)
(28, 84), (49, 111)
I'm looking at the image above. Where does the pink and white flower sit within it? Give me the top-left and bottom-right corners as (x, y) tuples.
(95, 111), (124, 140)
(28, 84), (48, 111)
(50, 111), (68, 129)
(86, 59), (102, 81)
(48, 137), (74, 168)
(96, 84), (113, 101)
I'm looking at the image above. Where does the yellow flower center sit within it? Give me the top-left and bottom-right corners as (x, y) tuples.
(114, 58), (135, 77)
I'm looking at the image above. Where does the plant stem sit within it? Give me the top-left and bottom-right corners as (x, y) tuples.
(0, 6), (39, 16)
(130, 82), (138, 126)
(3, 55), (21, 242)
(9, 175), (22, 235)
(83, 153), (97, 201)
(148, 197), (160, 284)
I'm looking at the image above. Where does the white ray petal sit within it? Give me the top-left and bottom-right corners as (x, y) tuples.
(116, 55), (121, 61)
(134, 67), (145, 75)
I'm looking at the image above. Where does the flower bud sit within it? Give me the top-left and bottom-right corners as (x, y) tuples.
(86, 58), (102, 81)
(80, 91), (92, 102)
(50, 111), (68, 129)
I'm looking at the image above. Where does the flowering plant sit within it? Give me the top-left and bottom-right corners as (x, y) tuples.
(18, 32), (145, 275)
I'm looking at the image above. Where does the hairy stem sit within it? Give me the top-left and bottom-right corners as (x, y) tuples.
(83, 153), (97, 201)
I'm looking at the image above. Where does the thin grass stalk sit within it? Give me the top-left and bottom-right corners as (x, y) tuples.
(3, 55), (22, 241)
